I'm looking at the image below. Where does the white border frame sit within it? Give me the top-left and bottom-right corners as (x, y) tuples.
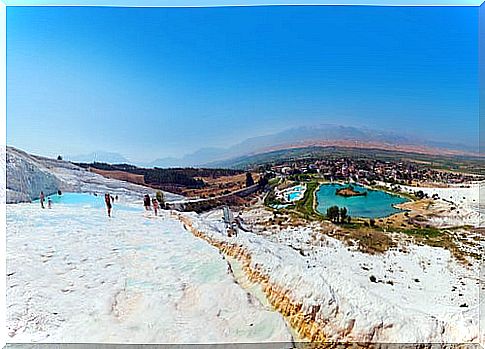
(0, 1), (481, 347)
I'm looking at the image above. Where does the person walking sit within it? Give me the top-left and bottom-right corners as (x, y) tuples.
(39, 191), (45, 209)
(104, 193), (112, 217)
(47, 197), (52, 209)
(143, 194), (151, 211)
(152, 198), (159, 216)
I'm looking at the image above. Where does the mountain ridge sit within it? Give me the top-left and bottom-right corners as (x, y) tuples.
(148, 125), (479, 168)
(67, 125), (479, 168)
(66, 151), (131, 164)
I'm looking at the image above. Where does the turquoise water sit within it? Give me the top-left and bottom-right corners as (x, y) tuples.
(287, 192), (301, 201)
(34, 193), (141, 212)
(286, 185), (305, 202)
(316, 183), (408, 218)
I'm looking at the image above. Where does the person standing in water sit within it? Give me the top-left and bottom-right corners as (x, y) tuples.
(39, 191), (45, 209)
(104, 193), (112, 217)
(143, 194), (151, 211)
(152, 198), (159, 216)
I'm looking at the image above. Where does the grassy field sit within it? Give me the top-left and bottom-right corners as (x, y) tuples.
(294, 180), (322, 219)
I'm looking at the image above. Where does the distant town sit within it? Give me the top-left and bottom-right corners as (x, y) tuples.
(265, 157), (483, 187)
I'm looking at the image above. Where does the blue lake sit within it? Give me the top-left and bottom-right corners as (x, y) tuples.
(34, 193), (141, 212)
(315, 183), (408, 219)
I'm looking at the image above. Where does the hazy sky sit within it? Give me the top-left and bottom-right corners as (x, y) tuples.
(7, 5), (478, 162)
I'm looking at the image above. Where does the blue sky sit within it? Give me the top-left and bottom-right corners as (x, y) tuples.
(3, 1), (483, 6)
(7, 5), (478, 162)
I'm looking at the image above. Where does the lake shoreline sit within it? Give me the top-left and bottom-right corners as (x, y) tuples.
(315, 182), (409, 219)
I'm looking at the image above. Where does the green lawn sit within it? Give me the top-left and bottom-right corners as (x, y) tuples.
(294, 181), (323, 219)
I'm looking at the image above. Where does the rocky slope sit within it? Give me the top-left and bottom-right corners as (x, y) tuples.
(6, 147), (61, 203)
(6, 147), (182, 203)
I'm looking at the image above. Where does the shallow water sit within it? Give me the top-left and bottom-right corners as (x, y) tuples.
(34, 192), (141, 212)
(285, 185), (305, 202)
(316, 183), (407, 218)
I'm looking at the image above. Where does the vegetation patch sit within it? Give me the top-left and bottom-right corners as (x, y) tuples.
(294, 181), (322, 220)
(371, 185), (417, 201)
(395, 226), (442, 238)
(328, 226), (397, 254)
(335, 185), (367, 197)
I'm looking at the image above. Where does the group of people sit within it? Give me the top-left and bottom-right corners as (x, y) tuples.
(39, 190), (162, 218)
(143, 194), (160, 216)
(103, 192), (161, 218)
(39, 190), (62, 209)
(39, 191), (52, 209)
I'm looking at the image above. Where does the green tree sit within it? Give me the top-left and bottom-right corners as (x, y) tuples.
(156, 190), (165, 207)
(340, 207), (348, 223)
(326, 206), (340, 223)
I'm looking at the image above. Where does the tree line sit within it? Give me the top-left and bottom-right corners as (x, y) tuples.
(76, 162), (245, 189)
(326, 206), (351, 224)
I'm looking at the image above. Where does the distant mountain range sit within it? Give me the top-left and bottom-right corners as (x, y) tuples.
(148, 124), (478, 168)
(68, 125), (479, 168)
(67, 151), (130, 164)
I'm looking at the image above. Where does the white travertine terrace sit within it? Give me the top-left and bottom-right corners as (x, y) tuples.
(179, 209), (481, 343)
(6, 205), (292, 343)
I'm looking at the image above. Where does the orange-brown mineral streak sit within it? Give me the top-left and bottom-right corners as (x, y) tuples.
(172, 211), (329, 343)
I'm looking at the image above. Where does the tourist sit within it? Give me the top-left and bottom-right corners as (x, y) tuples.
(115, 195), (118, 201)
(47, 198), (52, 209)
(104, 193), (112, 217)
(39, 191), (45, 209)
(152, 198), (159, 216)
(143, 194), (151, 211)
(57, 190), (62, 195)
